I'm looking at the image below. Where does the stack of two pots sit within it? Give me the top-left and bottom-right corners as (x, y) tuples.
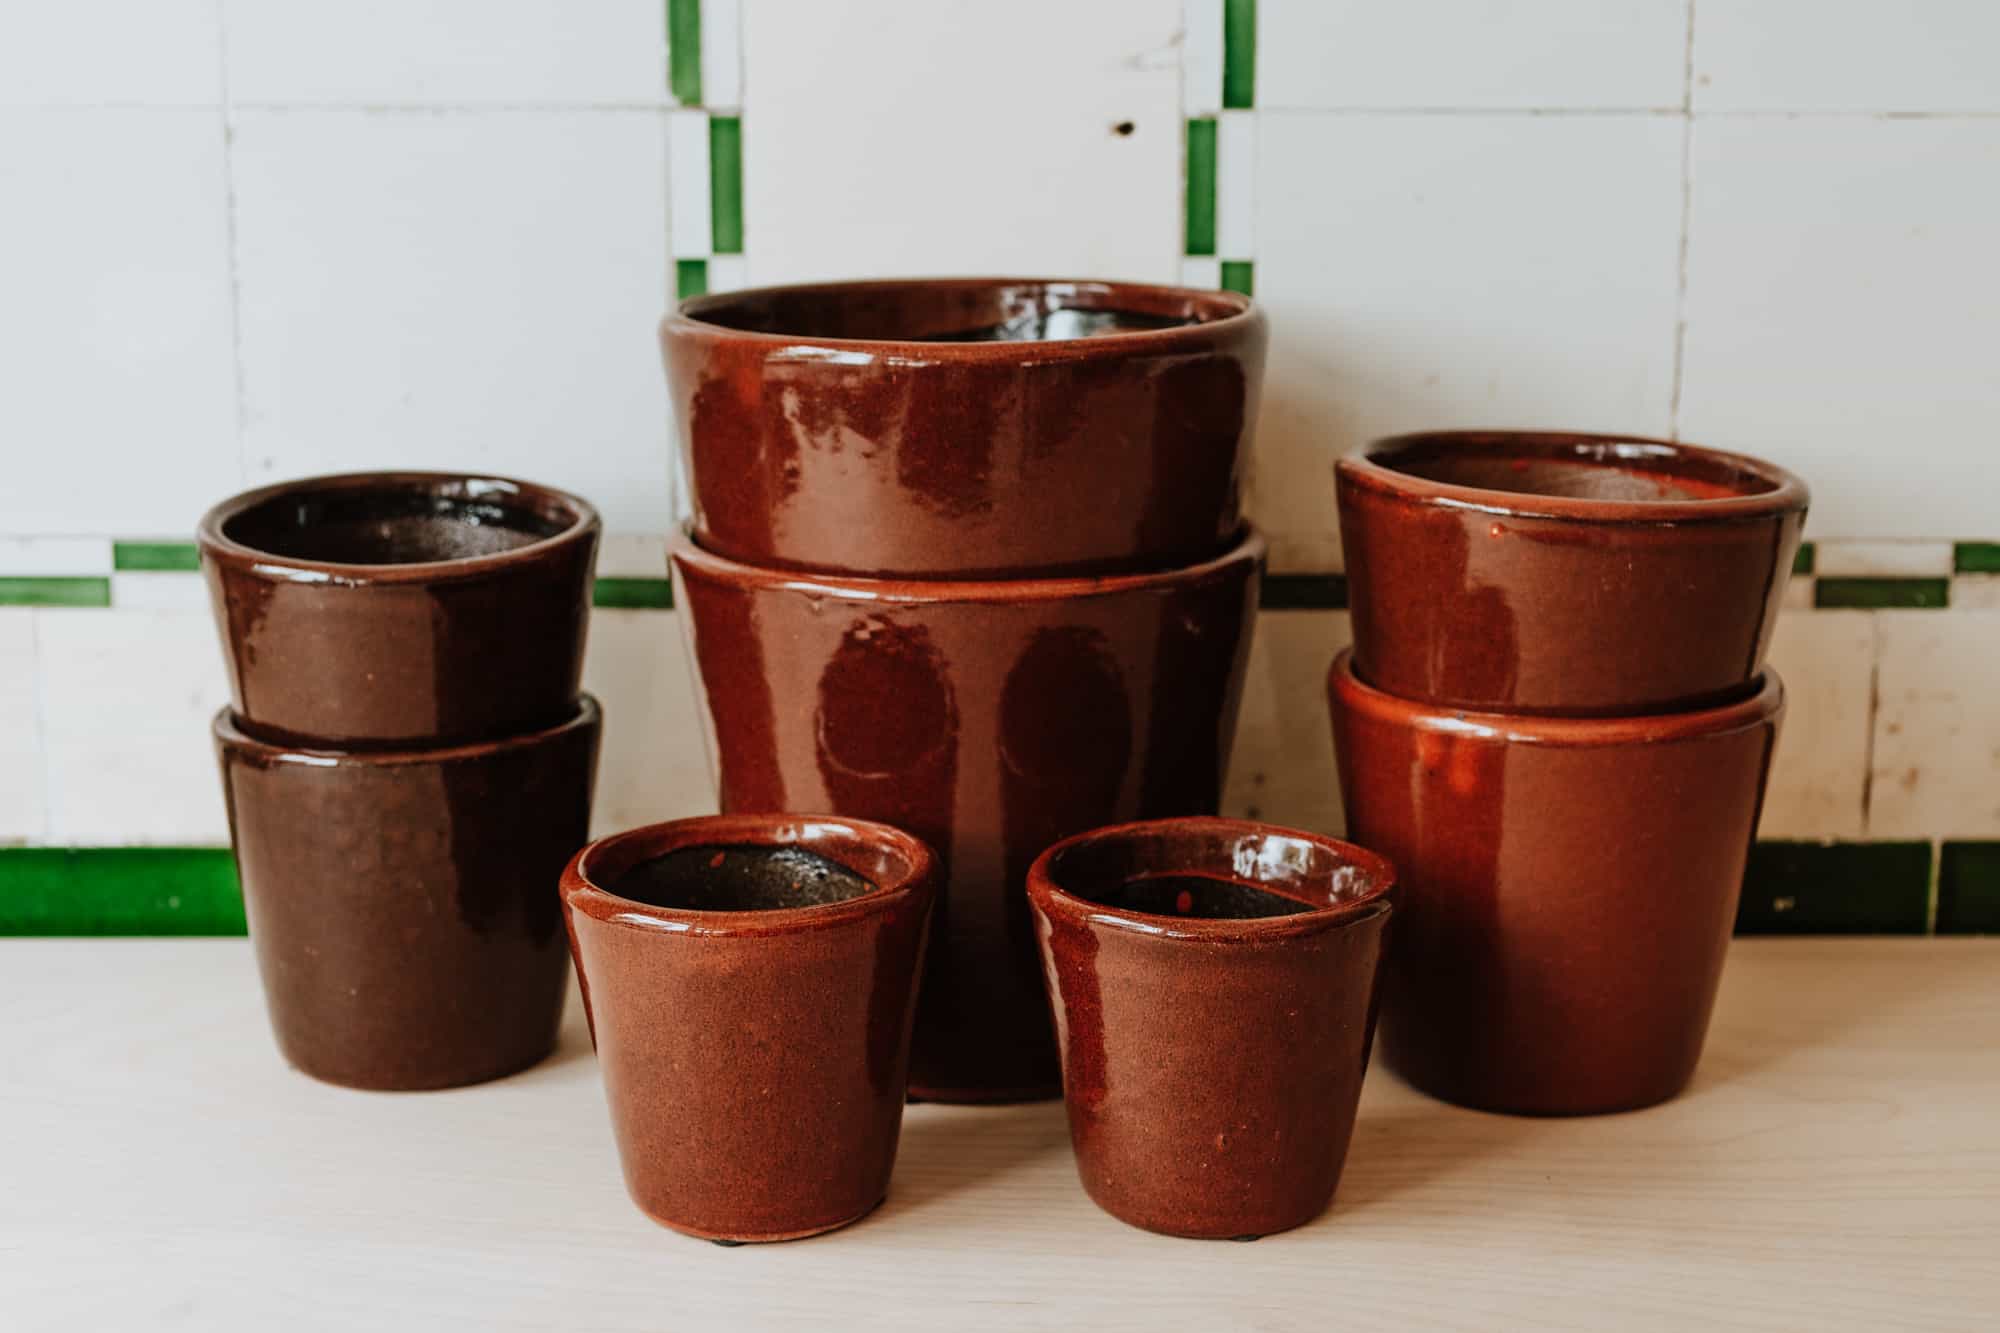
(663, 279), (1269, 1102)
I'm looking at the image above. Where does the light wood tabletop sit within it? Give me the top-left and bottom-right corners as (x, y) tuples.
(2, 938), (1994, 1330)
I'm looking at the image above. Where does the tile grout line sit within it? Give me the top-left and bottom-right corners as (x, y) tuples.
(1667, 0), (1696, 439)
(27, 610), (53, 846)
(213, 0), (253, 498)
(1859, 611), (1883, 834)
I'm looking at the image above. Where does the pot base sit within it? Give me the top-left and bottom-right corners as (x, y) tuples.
(274, 1029), (561, 1094)
(638, 1194), (886, 1246)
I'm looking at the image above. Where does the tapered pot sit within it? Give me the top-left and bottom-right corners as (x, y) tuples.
(560, 814), (936, 1243)
(1028, 818), (1395, 1239)
(200, 471), (599, 748)
(663, 278), (1266, 578)
(214, 696), (601, 1090)
(671, 530), (1264, 1102)
(1337, 431), (1807, 716)
(1328, 652), (1784, 1114)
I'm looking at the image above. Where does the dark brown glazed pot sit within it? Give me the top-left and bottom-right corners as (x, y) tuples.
(663, 278), (1267, 579)
(199, 471), (599, 748)
(1337, 431), (1808, 716)
(1328, 652), (1785, 1115)
(671, 529), (1264, 1103)
(214, 696), (601, 1091)
(560, 814), (936, 1243)
(1028, 818), (1395, 1239)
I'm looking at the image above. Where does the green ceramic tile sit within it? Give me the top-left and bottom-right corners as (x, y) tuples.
(1792, 541), (1815, 576)
(0, 577), (111, 608)
(1953, 542), (2000, 575)
(1185, 118), (1217, 257)
(0, 847), (244, 936)
(1220, 260), (1254, 297)
(1262, 573), (1346, 610)
(1937, 842), (2000, 934)
(1813, 577), (1948, 610)
(1222, 0), (1256, 110)
(668, 0), (701, 106)
(112, 541), (200, 572)
(676, 258), (709, 301)
(709, 116), (743, 255)
(1735, 841), (1931, 935)
(593, 577), (673, 610)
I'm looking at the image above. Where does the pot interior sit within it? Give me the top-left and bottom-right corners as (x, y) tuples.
(1047, 824), (1390, 923)
(607, 844), (878, 912)
(1370, 434), (1784, 503)
(225, 481), (573, 565)
(683, 280), (1242, 344)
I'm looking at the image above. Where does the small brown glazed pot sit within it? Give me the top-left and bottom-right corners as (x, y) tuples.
(671, 529), (1264, 1103)
(560, 814), (936, 1243)
(1337, 430), (1808, 716)
(1028, 818), (1396, 1240)
(1328, 652), (1784, 1115)
(199, 471), (599, 748)
(663, 278), (1267, 579)
(214, 696), (601, 1091)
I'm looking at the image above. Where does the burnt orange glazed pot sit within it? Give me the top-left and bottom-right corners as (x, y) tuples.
(1028, 818), (1396, 1239)
(560, 814), (936, 1244)
(214, 696), (601, 1091)
(663, 278), (1267, 579)
(1337, 431), (1807, 716)
(1328, 652), (1784, 1114)
(199, 472), (599, 748)
(671, 530), (1264, 1103)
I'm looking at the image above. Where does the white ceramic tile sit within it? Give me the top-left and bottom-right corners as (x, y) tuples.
(221, 0), (666, 105)
(1871, 611), (2000, 838)
(1814, 542), (1955, 579)
(1680, 118), (2000, 541)
(1180, 257), (1222, 289)
(1215, 111), (1255, 258)
(231, 110), (673, 536)
(1759, 611), (1874, 840)
(0, 1), (219, 106)
(1260, 0), (1686, 110)
(109, 573), (210, 612)
(581, 609), (716, 837)
(740, 0), (1183, 284)
(0, 540), (113, 577)
(1222, 610), (1351, 836)
(1183, 0), (1225, 115)
(667, 109), (713, 257)
(38, 609), (231, 846)
(1695, 0), (2000, 112)
(1952, 578), (2000, 611)
(1254, 113), (1683, 571)
(0, 109), (239, 539)
(596, 534), (669, 579)
(0, 611), (45, 843)
(702, 0), (744, 110)
(704, 255), (749, 293)
(1781, 576), (1814, 611)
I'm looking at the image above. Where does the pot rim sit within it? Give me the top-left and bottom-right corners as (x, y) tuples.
(1338, 430), (1810, 525)
(197, 471), (601, 587)
(1027, 816), (1396, 944)
(211, 694), (601, 767)
(560, 813), (937, 938)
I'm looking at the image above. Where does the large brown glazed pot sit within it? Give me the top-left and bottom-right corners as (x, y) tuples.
(560, 814), (936, 1243)
(1336, 431), (1807, 716)
(671, 530), (1264, 1103)
(214, 696), (601, 1091)
(663, 278), (1267, 579)
(1028, 818), (1395, 1239)
(1328, 653), (1784, 1115)
(199, 471), (599, 748)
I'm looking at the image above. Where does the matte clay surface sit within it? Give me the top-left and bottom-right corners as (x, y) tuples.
(561, 815), (935, 1243)
(1329, 654), (1785, 1114)
(663, 278), (1267, 579)
(1028, 818), (1395, 1239)
(214, 697), (601, 1091)
(671, 531), (1263, 1103)
(200, 472), (599, 748)
(1337, 431), (1808, 716)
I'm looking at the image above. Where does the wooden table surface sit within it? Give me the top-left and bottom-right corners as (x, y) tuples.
(2, 938), (1995, 1330)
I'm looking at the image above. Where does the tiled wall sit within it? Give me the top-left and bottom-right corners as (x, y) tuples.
(2, 0), (1997, 934)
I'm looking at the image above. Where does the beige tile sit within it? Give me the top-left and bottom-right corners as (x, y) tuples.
(1222, 610), (1351, 836)
(1813, 542), (1953, 578)
(1951, 577), (2000, 611)
(1760, 611), (1874, 839)
(1870, 611), (2000, 837)
(0, 611), (44, 843)
(581, 609), (716, 837)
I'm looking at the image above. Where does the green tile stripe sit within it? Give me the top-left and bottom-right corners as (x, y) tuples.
(1220, 260), (1254, 296)
(1185, 118), (1218, 256)
(113, 541), (200, 572)
(1937, 842), (2000, 934)
(1814, 577), (1948, 610)
(1954, 542), (2000, 574)
(593, 577), (673, 610)
(0, 577), (111, 608)
(1792, 541), (1815, 576)
(676, 258), (708, 301)
(0, 848), (244, 936)
(1263, 572), (1346, 609)
(709, 116), (743, 255)
(668, 0), (701, 106)
(1222, 0), (1256, 110)
(1735, 841), (1932, 935)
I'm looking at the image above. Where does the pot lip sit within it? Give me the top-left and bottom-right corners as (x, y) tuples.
(1329, 650), (1786, 745)
(1337, 430), (1810, 525)
(671, 526), (1266, 604)
(663, 276), (1263, 360)
(559, 813), (937, 937)
(1026, 816), (1396, 944)
(211, 694), (601, 766)
(197, 470), (601, 587)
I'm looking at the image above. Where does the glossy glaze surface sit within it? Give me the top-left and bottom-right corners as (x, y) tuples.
(200, 472), (599, 748)
(671, 531), (1264, 1102)
(1028, 818), (1395, 1239)
(560, 815), (935, 1243)
(663, 278), (1267, 578)
(214, 697), (601, 1091)
(1328, 654), (1784, 1114)
(1337, 431), (1808, 716)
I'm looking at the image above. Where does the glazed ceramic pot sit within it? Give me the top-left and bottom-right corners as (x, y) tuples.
(214, 696), (601, 1091)
(1028, 818), (1395, 1239)
(1337, 430), (1808, 716)
(200, 471), (599, 748)
(663, 278), (1267, 579)
(560, 814), (936, 1243)
(671, 529), (1264, 1103)
(1328, 652), (1784, 1114)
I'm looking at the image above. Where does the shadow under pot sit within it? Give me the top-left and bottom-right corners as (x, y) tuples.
(1028, 817), (1396, 1240)
(1327, 652), (1785, 1115)
(1336, 430), (1808, 716)
(199, 471), (600, 748)
(560, 814), (936, 1243)
(663, 277), (1267, 579)
(213, 696), (601, 1091)
(670, 529), (1264, 1104)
